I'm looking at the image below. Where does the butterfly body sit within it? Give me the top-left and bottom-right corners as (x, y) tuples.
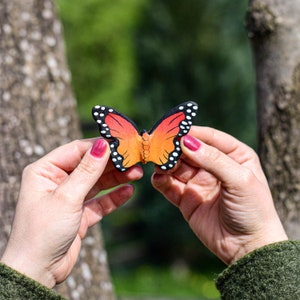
(140, 131), (151, 164)
(92, 101), (198, 171)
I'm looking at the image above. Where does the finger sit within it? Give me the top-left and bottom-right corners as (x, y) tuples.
(151, 173), (185, 206)
(95, 165), (143, 191)
(83, 184), (135, 228)
(181, 135), (250, 187)
(55, 139), (110, 206)
(151, 173), (206, 222)
(169, 158), (199, 183)
(153, 157), (199, 183)
(85, 165), (143, 200)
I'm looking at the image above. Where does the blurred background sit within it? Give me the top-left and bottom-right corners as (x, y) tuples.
(56, 0), (255, 298)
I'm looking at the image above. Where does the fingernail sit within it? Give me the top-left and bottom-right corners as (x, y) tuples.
(91, 139), (107, 158)
(183, 135), (201, 151)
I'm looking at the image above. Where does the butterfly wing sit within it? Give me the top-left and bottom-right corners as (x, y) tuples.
(147, 101), (198, 170)
(92, 106), (142, 171)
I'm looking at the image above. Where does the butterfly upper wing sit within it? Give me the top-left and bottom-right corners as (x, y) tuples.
(92, 106), (142, 171)
(147, 101), (198, 170)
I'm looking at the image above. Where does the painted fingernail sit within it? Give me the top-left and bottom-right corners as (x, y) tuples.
(91, 139), (107, 158)
(183, 135), (201, 151)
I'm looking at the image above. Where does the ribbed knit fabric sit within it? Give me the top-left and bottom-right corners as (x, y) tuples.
(0, 263), (65, 300)
(216, 240), (300, 299)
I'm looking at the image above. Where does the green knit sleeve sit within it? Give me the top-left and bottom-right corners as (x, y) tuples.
(0, 263), (65, 300)
(216, 240), (300, 299)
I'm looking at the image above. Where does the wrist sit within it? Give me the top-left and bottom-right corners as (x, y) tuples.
(1, 249), (56, 289)
(230, 225), (288, 264)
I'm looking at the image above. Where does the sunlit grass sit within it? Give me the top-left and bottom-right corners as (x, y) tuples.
(111, 265), (220, 299)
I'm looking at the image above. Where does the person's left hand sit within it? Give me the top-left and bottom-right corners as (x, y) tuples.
(1, 139), (143, 288)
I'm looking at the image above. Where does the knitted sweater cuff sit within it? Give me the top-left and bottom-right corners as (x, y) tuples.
(216, 240), (300, 299)
(0, 263), (64, 299)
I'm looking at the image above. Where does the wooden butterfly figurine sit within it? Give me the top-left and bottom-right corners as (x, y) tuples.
(92, 101), (198, 171)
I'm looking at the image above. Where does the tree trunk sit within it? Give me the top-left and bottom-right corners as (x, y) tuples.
(246, 0), (300, 239)
(0, 0), (115, 298)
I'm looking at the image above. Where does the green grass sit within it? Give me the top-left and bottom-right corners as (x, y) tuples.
(111, 265), (220, 299)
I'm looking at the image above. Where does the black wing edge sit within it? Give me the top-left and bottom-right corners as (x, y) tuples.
(149, 101), (199, 134)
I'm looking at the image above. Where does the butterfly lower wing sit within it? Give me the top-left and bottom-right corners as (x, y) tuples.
(148, 101), (198, 170)
(92, 106), (142, 171)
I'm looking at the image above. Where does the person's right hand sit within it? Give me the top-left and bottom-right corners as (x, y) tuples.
(152, 126), (288, 265)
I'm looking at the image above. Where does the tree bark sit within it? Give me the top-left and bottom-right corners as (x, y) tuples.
(0, 0), (115, 298)
(246, 0), (300, 239)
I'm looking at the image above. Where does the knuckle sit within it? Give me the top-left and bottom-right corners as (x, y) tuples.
(71, 139), (85, 152)
(76, 158), (97, 176)
(69, 139), (93, 160)
(22, 163), (32, 176)
(21, 162), (36, 179)
(239, 168), (256, 186)
(206, 146), (223, 163)
(252, 150), (261, 164)
(246, 146), (258, 160)
(53, 187), (73, 202)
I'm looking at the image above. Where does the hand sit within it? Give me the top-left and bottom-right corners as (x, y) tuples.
(1, 139), (143, 288)
(152, 126), (288, 265)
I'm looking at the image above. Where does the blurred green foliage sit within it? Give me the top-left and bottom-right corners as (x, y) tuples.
(112, 265), (220, 299)
(56, 0), (255, 297)
(56, 0), (146, 119)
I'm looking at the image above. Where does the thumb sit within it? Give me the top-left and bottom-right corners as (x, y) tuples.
(57, 139), (110, 205)
(181, 135), (246, 187)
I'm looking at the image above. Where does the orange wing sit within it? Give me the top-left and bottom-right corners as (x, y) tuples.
(147, 102), (198, 170)
(92, 106), (143, 171)
(147, 112), (185, 169)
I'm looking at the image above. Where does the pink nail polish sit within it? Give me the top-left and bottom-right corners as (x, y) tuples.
(91, 139), (107, 158)
(183, 135), (201, 151)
